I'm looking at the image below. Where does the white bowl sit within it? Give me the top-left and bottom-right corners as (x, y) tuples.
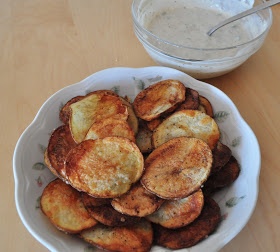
(132, 0), (273, 79)
(13, 67), (261, 252)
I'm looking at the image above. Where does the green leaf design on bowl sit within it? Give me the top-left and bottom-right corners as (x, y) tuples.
(35, 196), (41, 209)
(214, 111), (230, 123)
(132, 77), (146, 90)
(226, 195), (246, 208)
(231, 136), (242, 147)
(38, 144), (46, 154)
(32, 162), (47, 170)
(111, 86), (120, 94)
(147, 75), (162, 82)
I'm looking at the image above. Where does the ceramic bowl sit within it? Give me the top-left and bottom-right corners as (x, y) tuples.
(13, 67), (261, 251)
(132, 0), (273, 79)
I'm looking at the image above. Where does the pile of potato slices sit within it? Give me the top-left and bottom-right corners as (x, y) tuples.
(41, 79), (240, 251)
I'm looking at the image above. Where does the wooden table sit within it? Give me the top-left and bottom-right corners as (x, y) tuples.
(1, 0), (279, 251)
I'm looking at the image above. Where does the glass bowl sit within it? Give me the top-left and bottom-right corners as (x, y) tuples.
(132, 0), (273, 79)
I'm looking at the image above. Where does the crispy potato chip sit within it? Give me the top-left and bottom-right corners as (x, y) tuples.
(86, 89), (118, 97)
(152, 110), (220, 150)
(153, 197), (221, 249)
(111, 182), (165, 217)
(65, 137), (144, 198)
(177, 87), (200, 111)
(141, 137), (212, 199)
(133, 79), (186, 121)
(146, 189), (204, 229)
(120, 97), (139, 135)
(84, 118), (135, 142)
(44, 149), (60, 178)
(203, 155), (240, 195)
(198, 95), (214, 117)
(40, 179), (97, 233)
(59, 96), (84, 124)
(136, 121), (154, 154)
(81, 193), (140, 226)
(81, 192), (111, 206)
(80, 219), (153, 252)
(69, 93), (128, 143)
(146, 118), (162, 131)
(45, 125), (76, 180)
(211, 141), (232, 173)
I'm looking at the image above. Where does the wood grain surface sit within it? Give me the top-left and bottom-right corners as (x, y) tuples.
(1, 0), (279, 251)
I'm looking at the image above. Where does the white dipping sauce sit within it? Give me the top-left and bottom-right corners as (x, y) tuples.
(135, 0), (267, 78)
(144, 5), (251, 49)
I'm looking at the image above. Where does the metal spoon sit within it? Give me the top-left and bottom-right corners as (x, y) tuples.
(207, 0), (280, 36)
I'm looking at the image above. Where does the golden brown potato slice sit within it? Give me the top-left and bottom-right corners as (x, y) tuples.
(153, 197), (221, 249)
(152, 109), (220, 150)
(111, 182), (165, 217)
(81, 193), (140, 227)
(136, 121), (154, 154)
(69, 93), (128, 143)
(211, 141), (232, 173)
(59, 96), (84, 124)
(120, 97), (139, 135)
(141, 137), (212, 199)
(81, 192), (111, 206)
(146, 118), (162, 131)
(146, 189), (204, 229)
(177, 87), (200, 111)
(65, 137), (144, 198)
(40, 179), (97, 234)
(44, 149), (60, 178)
(133, 79), (186, 121)
(203, 155), (240, 195)
(45, 125), (77, 180)
(80, 219), (153, 252)
(84, 118), (135, 142)
(198, 95), (214, 117)
(86, 89), (118, 97)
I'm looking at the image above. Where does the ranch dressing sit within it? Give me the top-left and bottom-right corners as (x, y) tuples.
(145, 6), (251, 49)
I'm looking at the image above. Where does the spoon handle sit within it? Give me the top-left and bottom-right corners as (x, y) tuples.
(207, 0), (280, 36)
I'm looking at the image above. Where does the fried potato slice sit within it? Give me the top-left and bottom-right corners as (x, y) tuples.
(69, 93), (128, 143)
(120, 97), (139, 135)
(133, 79), (186, 121)
(211, 141), (232, 173)
(136, 121), (154, 154)
(81, 192), (140, 226)
(80, 219), (153, 252)
(198, 95), (214, 117)
(59, 96), (84, 124)
(111, 182), (165, 217)
(152, 110), (220, 150)
(45, 125), (77, 180)
(177, 87), (200, 111)
(86, 89), (118, 97)
(153, 197), (221, 249)
(146, 189), (204, 229)
(65, 137), (144, 198)
(203, 155), (240, 195)
(81, 192), (111, 206)
(40, 179), (97, 233)
(146, 118), (162, 131)
(141, 137), (212, 199)
(84, 118), (135, 142)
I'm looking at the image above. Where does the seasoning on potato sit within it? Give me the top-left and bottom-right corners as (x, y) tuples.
(41, 80), (240, 251)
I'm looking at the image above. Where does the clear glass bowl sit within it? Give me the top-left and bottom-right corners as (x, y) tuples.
(132, 0), (273, 79)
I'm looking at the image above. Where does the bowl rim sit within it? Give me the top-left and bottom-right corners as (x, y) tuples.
(131, 0), (273, 52)
(13, 66), (261, 252)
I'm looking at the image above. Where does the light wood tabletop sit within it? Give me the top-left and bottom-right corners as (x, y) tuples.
(1, 0), (280, 251)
